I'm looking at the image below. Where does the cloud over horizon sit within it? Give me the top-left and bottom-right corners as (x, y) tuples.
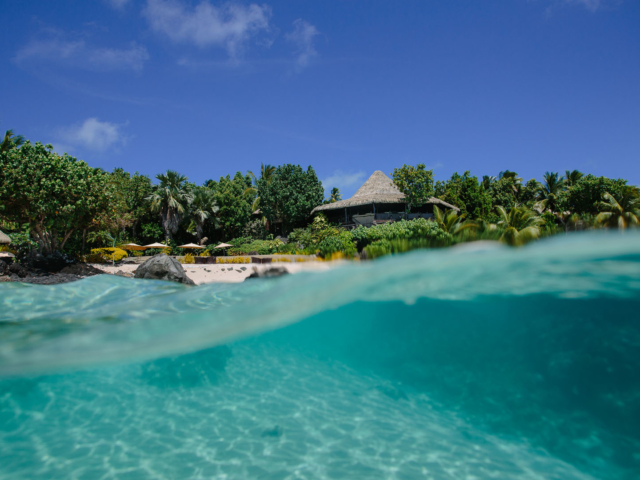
(322, 170), (367, 195)
(143, 0), (271, 58)
(15, 36), (149, 72)
(55, 118), (130, 153)
(286, 19), (319, 71)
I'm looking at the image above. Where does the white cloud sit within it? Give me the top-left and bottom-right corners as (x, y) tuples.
(142, 0), (271, 57)
(15, 37), (149, 72)
(322, 170), (367, 194)
(286, 19), (319, 70)
(56, 118), (129, 152)
(104, 0), (131, 10)
(564, 0), (601, 11)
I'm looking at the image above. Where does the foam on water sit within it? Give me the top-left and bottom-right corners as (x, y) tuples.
(1, 231), (639, 479)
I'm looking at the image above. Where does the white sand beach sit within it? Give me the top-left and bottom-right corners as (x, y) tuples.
(93, 262), (334, 285)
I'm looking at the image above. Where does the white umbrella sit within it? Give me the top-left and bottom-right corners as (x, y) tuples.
(144, 242), (169, 249)
(178, 243), (205, 249)
(214, 243), (233, 249)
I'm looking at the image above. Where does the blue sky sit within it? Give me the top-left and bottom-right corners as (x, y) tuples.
(2, 0), (638, 197)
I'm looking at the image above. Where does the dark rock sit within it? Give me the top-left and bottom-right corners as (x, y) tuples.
(0, 260), (7, 276)
(60, 263), (104, 276)
(21, 274), (84, 285)
(246, 266), (290, 280)
(22, 251), (77, 273)
(9, 263), (29, 278)
(134, 254), (195, 285)
(240, 267), (247, 271)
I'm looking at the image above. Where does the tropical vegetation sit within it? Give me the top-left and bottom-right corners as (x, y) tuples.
(0, 131), (638, 263)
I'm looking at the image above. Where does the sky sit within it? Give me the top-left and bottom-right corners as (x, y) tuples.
(1, 0), (639, 197)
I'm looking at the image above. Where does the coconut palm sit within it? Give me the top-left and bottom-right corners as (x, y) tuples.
(0, 129), (26, 153)
(189, 188), (219, 243)
(328, 187), (341, 203)
(480, 175), (497, 191)
(146, 170), (194, 241)
(496, 205), (545, 246)
(433, 205), (477, 236)
(595, 187), (640, 229)
(564, 170), (584, 187)
(535, 172), (565, 213)
(245, 163), (276, 221)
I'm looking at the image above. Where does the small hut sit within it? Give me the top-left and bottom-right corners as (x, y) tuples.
(312, 171), (459, 228)
(0, 230), (11, 245)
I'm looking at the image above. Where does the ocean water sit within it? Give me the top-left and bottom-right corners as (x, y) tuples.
(1, 232), (639, 479)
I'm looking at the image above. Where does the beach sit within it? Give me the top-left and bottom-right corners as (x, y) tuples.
(93, 261), (334, 284)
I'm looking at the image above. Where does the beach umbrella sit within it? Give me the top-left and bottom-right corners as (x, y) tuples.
(144, 242), (169, 249)
(214, 243), (233, 249)
(178, 243), (205, 249)
(121, 243), (147, 251)
(0, 230), (11, 245)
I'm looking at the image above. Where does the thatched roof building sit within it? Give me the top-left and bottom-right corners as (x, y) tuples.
(312, 171), (459, 214)
(0, 230), (11, 245)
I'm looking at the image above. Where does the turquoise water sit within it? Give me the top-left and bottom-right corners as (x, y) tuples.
(1, 232), (640, 479)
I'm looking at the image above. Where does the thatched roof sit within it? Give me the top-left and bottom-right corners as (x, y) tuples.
(0, 230), (11, 245)
(312, 170), (459, 213)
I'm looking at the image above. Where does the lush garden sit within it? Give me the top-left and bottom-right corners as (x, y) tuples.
(1, 134), (639, 263)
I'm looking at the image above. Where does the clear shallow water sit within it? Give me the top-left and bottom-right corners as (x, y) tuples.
(1, 232), (640, 479)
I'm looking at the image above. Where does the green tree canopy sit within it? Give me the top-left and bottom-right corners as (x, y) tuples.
(258, 164), (324, 234)
(391, 164), (435, 211)
(0, 142), (112, 254)
(595, 186), (640, 229)
(434, 171), (491, 219)
(146, 170), (193, 241)
(207, 172), (253, 239)
(559, 174), (628, 215)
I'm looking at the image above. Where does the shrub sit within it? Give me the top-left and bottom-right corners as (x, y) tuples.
(87, 247), (128, 263)
(199, 250), (211, 257)
(180, 253), (195, 264)
(228, 239), (283, 256)
(216, 256), (251, 264)
(352, 218), (452, 250)
(316, 230), (356, 258)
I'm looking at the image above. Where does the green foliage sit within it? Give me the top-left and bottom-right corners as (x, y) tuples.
(433, 205), (477, 236)
(352, 218), (452, 250)
(146, 170), (193, 241)
(559, 175), (628, 215)
(0, 128), (26, 153)
(227, 239), (283, 255)
(6, 232), (38, 258)
(316, 230), (357, 258)
(141, 223), (163, 242)
(535, 172), (565, 213)
(595, 187), (640, 229)
(207, 172), (253, 239)
(0, 142), (113, 254)
(258, 164), (325, 233)
(433, 171), (491, 218)
(391, 164), (434, 211)
(495, 205), (545, 246)
(324, 187), (342, 204)
(243, 219), (268, 240)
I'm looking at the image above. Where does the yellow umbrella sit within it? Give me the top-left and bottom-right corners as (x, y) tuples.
(178, 243), (205, 249)
(122, 243), (147, 251)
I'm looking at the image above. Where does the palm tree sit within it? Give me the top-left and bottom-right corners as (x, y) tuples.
(146, 170), (193, 241)
(498, 170), (523, 196)
(564, 170), (584, 187)
(496, 205), (545, 246)
(595, 187), (640, 229)
(535, 172), (565, 213)
(245, 163), (276, 222)
(327, 187), (341, 203)
(0, 129), (26, 153)
(480, 175), (497, 191)
(189, 188), (219, 243)
(433, 205), (477, 236)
